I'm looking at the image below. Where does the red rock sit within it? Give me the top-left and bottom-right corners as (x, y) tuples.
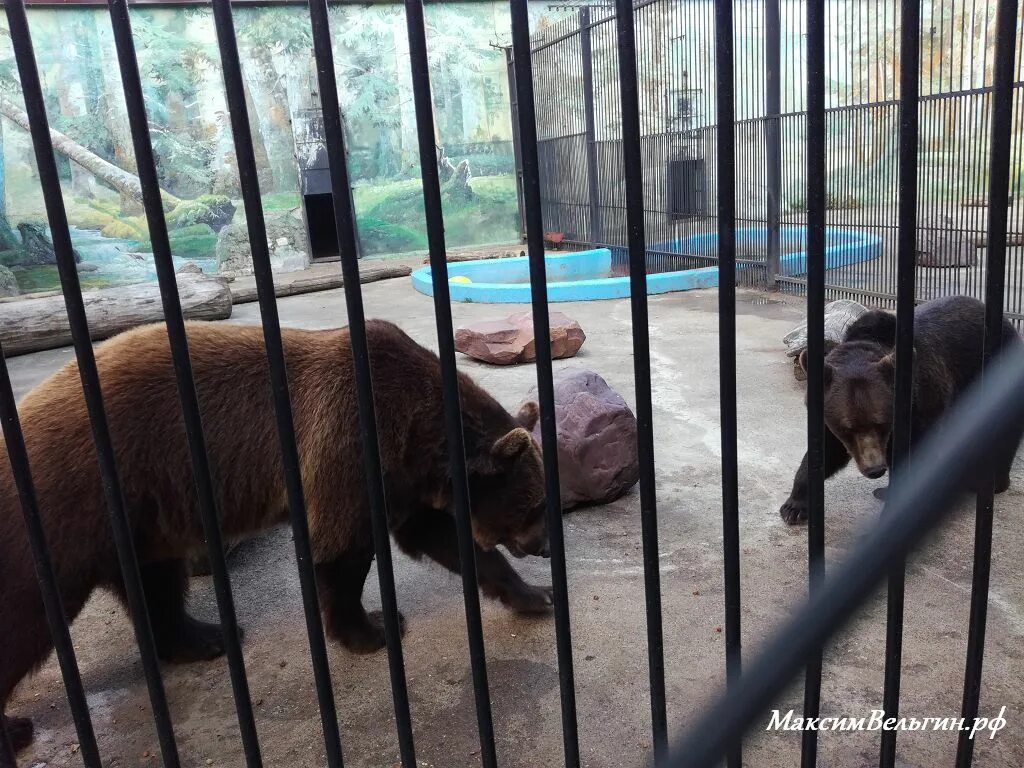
(529, 369), (639, 508)
(455, 311), (585, 365)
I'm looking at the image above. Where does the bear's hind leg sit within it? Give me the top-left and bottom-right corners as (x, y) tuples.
(394, 509), (553, 614)
(317, 549), (404, 654)
(110, 559), (229, 663)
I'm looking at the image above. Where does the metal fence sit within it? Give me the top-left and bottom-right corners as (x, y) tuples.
(526, 0), (1024, 323)
(0, 1), (1023, 768)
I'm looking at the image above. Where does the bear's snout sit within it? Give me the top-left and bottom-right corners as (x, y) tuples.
(862, 464), (887, 480)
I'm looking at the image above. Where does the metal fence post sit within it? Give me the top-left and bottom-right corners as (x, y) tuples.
(580, 5), (602, 245)
(764, 0), (782, 282)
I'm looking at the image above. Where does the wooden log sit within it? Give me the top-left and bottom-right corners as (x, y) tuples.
(229, 263), (412, 304)
(0, 274), (231, 357)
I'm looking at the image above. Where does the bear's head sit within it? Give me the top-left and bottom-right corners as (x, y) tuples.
(800, 342), (899, 480)
(464, 401), (549, 559)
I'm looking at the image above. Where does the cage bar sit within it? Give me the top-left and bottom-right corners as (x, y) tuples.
(3, 0), (181, 764)
(208, 1), (344, 764)
(509, 1), (581, 765)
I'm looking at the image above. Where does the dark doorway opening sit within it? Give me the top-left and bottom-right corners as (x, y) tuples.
(304, 192), (339, 260)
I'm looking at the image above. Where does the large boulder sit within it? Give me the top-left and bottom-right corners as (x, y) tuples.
(455, 311), (585, 365)
(916, 215), (977, 267)
(0, 264), (18, 298)
(216, 209), (309, 277)
(527, 370), (639, 509)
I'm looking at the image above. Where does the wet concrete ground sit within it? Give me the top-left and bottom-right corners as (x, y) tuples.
(6, 280), (1023, 768)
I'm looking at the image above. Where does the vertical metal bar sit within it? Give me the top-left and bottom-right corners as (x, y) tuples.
(713, 0), (742, 764)
(103, 2), (262, 763)
(509, 2), (580, 766)
(3, 2), (181, 765)
(580, 6), (602, 245)
(768, 0), (787, 285)
(305, 0), (418, 764)
(956, 0), (1019, 763)
(801, 0), (827, 764)
(403, 3), (497, 765)
(879, 0), (920, 761)
(613, 0), (668, 759)
(505, 46), (527, 243)
(208, 2), (344, 765)
(0, 345), (101, 767)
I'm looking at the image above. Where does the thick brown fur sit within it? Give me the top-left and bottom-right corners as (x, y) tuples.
(780, 295), (1022, 524)
(0, 319), (551, 756)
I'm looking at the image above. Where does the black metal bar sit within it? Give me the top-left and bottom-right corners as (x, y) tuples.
(104, 2), (263, 763)
(878, 0), (920, 763)
(956, 0), (1020, 763)
(306, 0), (417, 764)
(801, 0), (826, 764)
(403, 3), (498, 764)
(765, 0), (782, 282)
(613, 0), (668, 759)
(3, 1), (181, 764)
(664, 343), (1024, 768)
(0, 345), (102, 767)
(580, 6), (602, 244)
(208, 2), (344, 765)
(712, 0), (742, 764)
(509, 2), (580, 766)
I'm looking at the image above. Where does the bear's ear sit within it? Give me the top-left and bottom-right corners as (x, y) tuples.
(491, 427), (533, 461)
(516, 401), (540, 431)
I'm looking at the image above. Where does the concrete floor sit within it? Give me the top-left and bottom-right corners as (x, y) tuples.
(6, 279), (1024, 768)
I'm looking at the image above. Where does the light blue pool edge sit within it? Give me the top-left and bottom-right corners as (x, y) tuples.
(411, 226), (883, 303)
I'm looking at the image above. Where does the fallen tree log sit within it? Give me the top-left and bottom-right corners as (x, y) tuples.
(229, 263), (412, 304)
(0, 274), (231, 356)
(0, 95), (181, 212)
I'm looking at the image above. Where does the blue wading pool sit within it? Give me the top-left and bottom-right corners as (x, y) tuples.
(411, 225), (883, 303)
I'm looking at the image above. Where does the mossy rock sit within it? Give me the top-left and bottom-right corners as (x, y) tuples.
(166, 195), (237, 233)
(101, 217), (149, 240)
(71, 207), (117, 232)
(0, 264), (18, 297)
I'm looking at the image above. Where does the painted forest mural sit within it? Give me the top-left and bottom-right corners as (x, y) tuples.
(0, 3), (524, 297)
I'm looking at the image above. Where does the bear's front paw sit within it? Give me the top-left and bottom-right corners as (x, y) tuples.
(334, 610), (406, 654)
(779, 498), (808, 525)
(504, 583), (554, 615)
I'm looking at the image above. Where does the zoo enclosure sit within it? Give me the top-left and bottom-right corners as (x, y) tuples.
(0, 1), (1022, 768)
(524, 0), (1024, 325)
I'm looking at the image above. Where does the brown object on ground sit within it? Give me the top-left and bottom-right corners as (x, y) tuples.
(544, 232), (566, 249)
(528, 369), (639, 508)
(455, 311), (585, 365)
(229, 263), (411, 304)
(962, 195), (1014, 207)
(0, 274), (231, 357)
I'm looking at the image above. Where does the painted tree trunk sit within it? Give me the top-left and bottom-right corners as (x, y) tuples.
(0, 95), (181, 212)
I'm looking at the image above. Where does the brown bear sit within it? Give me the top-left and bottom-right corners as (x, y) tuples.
(1, 319), (552, 756)
(780, 295), (1022, 524)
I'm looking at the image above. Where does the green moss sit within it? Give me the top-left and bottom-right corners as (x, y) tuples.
(138, 223), (217, 259)
(101, 216), (149, 240)
(166, 195), (236, 231)
(261, 192), (301, 212)
(355, 216), (427, 256)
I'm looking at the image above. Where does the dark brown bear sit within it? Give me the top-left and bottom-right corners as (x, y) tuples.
(780, 295), (1022, 524)
(1, 320), (552, 755)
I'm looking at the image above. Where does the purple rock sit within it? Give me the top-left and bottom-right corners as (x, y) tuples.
(529, 369), (639, 509)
